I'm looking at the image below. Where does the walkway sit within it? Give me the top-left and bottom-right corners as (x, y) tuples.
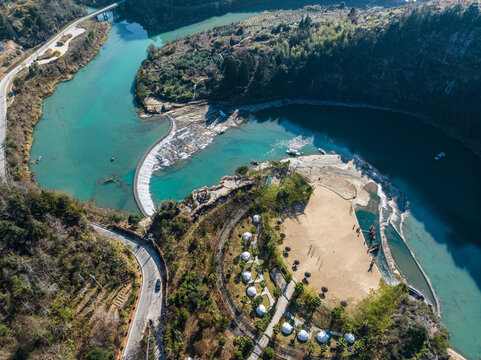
(0, 2), (123, 181)
(248, 281), (296, 360)
(91, 224), (164, 360)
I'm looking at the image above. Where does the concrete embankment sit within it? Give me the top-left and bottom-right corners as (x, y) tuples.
(133, 104), (244, 217)
(134, 115), (174, 217)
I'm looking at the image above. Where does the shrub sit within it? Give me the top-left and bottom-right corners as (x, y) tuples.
(128, 213), (142, 225)
(235, 166), (249, 176)
(85, 347), (111, 360)
(273, 287), (282, 298)
(262, 347), (275, 359)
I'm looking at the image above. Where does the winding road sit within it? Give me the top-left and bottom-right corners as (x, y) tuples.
(92, 224), (164, 360)
(0, 2), (122, 180)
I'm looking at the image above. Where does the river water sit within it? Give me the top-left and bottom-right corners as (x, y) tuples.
(30, 14), (481, 359)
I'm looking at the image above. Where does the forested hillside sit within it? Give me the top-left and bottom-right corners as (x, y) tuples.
(136, 0), (481, 155)
(123, 0), (336, 31)
(0, 0), (85, 48)
(0, 182), (137, 359)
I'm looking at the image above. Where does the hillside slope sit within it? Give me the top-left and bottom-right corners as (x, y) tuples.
(0, 182), (137, 359)
(136, 0), (481, 155)
(0, 0), (85, 48)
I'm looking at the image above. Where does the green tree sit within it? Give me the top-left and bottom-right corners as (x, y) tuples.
(404, 323), (428, 357)
(311, 296), (322, 308)
(307, 341), (315, 354)
(29, 60), (39, 76)
(237, 57), (250, 86)
(273, 323), (282, 335)
(294, 282), (304, 295)
(147, 44), (157, 60)
(331, 306), (343, 319)
(128, 213), (142, 225)
(13, 77), (25, 90)
(354, 340), (365, 353)
(336, 338), (348, 352)
(273, 287), (282, 299)
(85, 347), (111, 360)
(295, 298), (305, 308)
(240, 296), (249, 305)
(262, 347), (275, 359)
(252, 296), (263, 307)
(235, 165), (248, 176)
(222, 55), (238, 87)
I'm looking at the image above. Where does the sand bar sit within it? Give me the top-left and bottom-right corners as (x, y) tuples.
(282, 185), (381, 305)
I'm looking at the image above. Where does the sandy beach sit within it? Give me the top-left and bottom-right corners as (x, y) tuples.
(282, 185), (381, 305)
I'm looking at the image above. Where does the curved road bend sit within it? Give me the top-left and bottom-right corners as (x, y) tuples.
(0, 2), (122, 180)
(91, 224), (164, 360)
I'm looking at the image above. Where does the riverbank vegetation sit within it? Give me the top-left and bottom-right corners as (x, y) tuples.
(137, 0), (481, 156)
(6, 20), (110, 182)
(0, 182), (137, 359)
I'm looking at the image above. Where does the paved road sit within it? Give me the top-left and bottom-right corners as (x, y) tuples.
(0, 2), (121, 180)
(92, 224), (164, 360)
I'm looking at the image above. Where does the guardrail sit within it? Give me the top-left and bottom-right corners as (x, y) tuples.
(110, 224), (169, 312)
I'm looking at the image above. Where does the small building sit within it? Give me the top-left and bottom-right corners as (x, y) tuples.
(281, 322), (293, 335)
(253, 215), (261, 224)
(242, 232), (252, 242)
(297, 329), (309, 342)
(256, 304), (266, 317)
(316, 330), (329, 343)
(344, 333), (355, 344)
(242, 271), (252, 283)
(246, 286), (257, 297)
(241, 251), (251, 262)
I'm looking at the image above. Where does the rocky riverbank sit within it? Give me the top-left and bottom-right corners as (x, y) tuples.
(135, 100), (248, 216)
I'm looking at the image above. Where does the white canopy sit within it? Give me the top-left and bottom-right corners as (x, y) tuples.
(344, 333), (355, 344)
(253, 215), (261, 224)
(316, 330), (329, 343)
(242, 232), (252, 241)
(256, 304), (266, 316)
(242, 271), (252, 283)
(241, 251), (251, 262)
(297, 329), (309, 342)
(281, 322), (294, 335)
(246, 286), (257, 297)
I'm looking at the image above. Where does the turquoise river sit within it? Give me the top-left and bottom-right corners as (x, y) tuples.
(30, 12), (481, 359)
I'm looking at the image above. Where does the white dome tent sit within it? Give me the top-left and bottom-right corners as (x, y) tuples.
(242, 271), (251, 283)
(316, 330), (329, 343)
(256, 304), (266, 317)
(297, 329), (309, 342)
(253, 215), (261, 224)
(246, 286), (257, 297)
(242, 232), (252, 242)
(241, 251), (251, 262)
(344, 333), (355, 344)
(281, 322), (294, 335)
